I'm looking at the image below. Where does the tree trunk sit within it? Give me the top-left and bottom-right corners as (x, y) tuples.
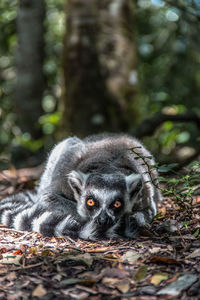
(61, 0), (138, 137)
(14, 0), (45, 138)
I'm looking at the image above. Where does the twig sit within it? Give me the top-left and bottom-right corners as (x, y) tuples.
(67, 246), (85, 253)
(0, 227), (29, 235)
(64, 236), (77, 244)
(16, 232), (34, 240)
(10, 262), (43, 271)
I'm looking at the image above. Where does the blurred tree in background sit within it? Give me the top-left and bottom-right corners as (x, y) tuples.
(15, 0), (45, 139)
(0, 0), (200, 169)
(61, 0), (138, 137)
(11, 0), (46, 165)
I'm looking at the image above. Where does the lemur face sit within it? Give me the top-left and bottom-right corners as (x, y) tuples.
(68, 171), (143, 228)
(82, 186), (125, 228)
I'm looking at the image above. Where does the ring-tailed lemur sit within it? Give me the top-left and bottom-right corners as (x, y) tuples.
(0, 133), (162, 240)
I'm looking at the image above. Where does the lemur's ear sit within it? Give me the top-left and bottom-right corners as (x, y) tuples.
(126, 174), (143, 197)
(68, 171), (88, 200)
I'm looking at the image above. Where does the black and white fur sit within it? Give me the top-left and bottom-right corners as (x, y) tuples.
(0, 133), (162, 240)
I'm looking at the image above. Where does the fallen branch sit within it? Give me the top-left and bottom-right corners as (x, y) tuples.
(133, 112), (200, 138)
(132, 112), (200, 169)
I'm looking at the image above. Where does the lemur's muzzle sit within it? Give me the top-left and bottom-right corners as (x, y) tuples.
(97, 211), (114, 226)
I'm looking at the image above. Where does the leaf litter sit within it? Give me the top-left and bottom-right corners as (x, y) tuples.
(0, 167), (199, 299)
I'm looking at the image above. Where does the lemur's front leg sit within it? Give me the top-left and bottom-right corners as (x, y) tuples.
(124, 214), (144, 238)
(123, 206), (155, 239)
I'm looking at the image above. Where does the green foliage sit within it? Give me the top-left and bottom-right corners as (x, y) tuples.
(135, 0), (200, 158)
(14, 134), (44, 153)
(0, 0), (65, 163)
(194, 228), (199, 237)
(39, 112), (61, 135)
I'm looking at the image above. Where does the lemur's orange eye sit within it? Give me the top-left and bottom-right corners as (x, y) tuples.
(114, 201), (122, 208)
(87, 199), (95, 207)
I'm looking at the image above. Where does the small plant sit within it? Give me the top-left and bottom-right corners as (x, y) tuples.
(129, 147), (200, 211)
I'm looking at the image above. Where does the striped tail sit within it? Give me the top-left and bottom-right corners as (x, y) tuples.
(0, 191), (37, 228)
(0, 192), (81, 238)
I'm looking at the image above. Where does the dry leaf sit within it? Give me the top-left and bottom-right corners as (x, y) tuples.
(41, 249), (54, 257)
(0, 254), (22, 265)
(103, 267), (129, 279)
(186, 249), (200, 258)
(12, 249), (23, 255)
(134, 265), (148, 281)
(66, 253), (94, 266)
(159, 206), (166, 216)
(116, 279), (130, 293)
(66, 290), (89, 299)
(60, 278), (82, 286)
(194, 196), (200, 203)
(166, 274), (179, 283)
(157, 274), (198, 296)
(102, 277), (121, 286)
(121, 251), (140, 263)
(32, 284), (47, 298)
(6, 271), (17, 281)
(60, 278), (95, 287)
(150, 256), (181, 265)
(29, 247), (38, 255)
(0, 267), (8, 274)
(102, 277), (130, 293)
(87, 247), (112, 253)
(150, 273), (168, 286)
(81, 253), (94, 266)
(53, 274), (62, 281)
(149, 247), (161, 254)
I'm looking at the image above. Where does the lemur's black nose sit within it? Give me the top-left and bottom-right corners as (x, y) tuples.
(97, 212), (107, 225)
(97, 212), (113, 226)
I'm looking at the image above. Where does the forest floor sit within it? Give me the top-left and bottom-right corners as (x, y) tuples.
(0, 167), (199, 300)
